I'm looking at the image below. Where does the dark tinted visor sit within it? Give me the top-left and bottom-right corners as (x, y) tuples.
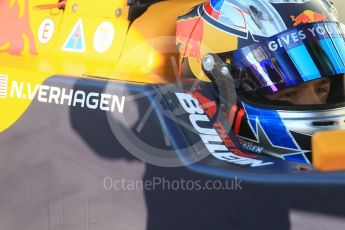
(225, 21), (345, 96)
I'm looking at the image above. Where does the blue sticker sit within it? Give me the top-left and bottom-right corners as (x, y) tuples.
(62, 19), (85, 52)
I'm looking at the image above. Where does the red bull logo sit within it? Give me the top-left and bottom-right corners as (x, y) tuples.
(191, 91), (217, 119)
(176, 17), (204, 61)
(0, 0), (37, 55)
(291, 10), (327, 27)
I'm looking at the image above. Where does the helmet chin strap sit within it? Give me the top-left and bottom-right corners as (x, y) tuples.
(202, 53), (238, 123)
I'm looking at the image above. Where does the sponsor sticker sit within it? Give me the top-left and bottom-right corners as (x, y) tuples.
(38, 18), (55, 44)
(267, 22), (341, 52)
(175, 92), (273, 167)
(93, 21), (115, 53)
(62, 19), (85, 52)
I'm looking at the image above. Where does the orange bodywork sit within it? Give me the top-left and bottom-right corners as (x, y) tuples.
(313, 131), (345, 171)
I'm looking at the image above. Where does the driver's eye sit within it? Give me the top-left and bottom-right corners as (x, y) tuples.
(282, 91), (297, 98)
(316, 87), (329, 94)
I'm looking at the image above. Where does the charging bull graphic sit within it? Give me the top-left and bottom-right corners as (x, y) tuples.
(176, 17), (204, 62)
(0, 0), (37, 55)
(291, 10), (327, 26)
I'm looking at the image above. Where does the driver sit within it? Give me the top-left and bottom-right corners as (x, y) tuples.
(176, 0), (345, 164)
(265, 78), (331, 105)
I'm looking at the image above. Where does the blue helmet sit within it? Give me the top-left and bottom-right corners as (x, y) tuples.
(178, 0), (345, 164)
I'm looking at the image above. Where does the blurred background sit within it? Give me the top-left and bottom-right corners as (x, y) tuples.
(332, 0), (344, 22)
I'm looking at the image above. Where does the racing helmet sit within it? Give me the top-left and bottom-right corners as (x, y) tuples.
(176, 0), (345, 164)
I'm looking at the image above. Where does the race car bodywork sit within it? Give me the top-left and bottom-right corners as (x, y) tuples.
(1, 0), (345, 185)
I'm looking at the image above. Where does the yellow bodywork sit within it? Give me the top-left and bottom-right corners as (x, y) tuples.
(0, 0), (205, 132)
(2, 1), (345, 171)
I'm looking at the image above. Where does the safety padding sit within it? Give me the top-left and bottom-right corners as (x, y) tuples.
(313, 131), (345, 171)
(113, 0), (205, 83)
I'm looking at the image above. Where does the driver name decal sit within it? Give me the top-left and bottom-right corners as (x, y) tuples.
(2, 79), (126, 113)
(176, 92), (273, 167)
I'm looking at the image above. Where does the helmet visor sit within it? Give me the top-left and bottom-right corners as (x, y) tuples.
(226, 21), (345, 100)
